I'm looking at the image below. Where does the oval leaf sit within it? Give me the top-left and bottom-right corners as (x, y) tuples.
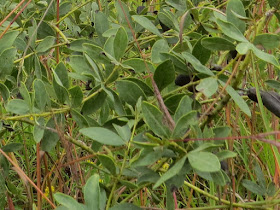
(114, 27), (128, 61)
(142, 101), (171, 138)
(132, 15), (162, 37)
(226, 0), (246, 33)
(196, 77), (218, 98)
(54, 193), (86, 210)
(83, 174), (100, 209)
(219, 80), (251, 117)
(201, 37), (236, 51)
(254, 34), (280, 50)
(80, 127), (126, 146)
(6, 99), (30, 115)
(182, 52), (214, 76)
(153, 155), (187, 189)
(189, 151), (221, 172)
(216, 18), (247, 42)
(116, 80), (146, 106)
(154, 60), (175, 91)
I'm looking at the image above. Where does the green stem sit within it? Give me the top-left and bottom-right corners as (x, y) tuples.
(184, 181), (269, 209)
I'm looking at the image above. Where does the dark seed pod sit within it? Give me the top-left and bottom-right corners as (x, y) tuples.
(228, 50), (246, 63)
(175, 74), (199, 93)
(175, 74), (191, 86)
(2, 122), (14, 132)
(85, 80), (92, 91)
(229, 50), (238, 60)
(159, 20), (170, 32)
(247, 88), (280, 118)
(220, 160), (228, 172)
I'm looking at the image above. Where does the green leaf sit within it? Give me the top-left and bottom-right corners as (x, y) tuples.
(116, 80), (146, 106)
(114, 27), (128, 61)
(53, 62), (70, 104)
(6, 99), (30, 115)
(250, 44), (280, 68)
(216, 150), (237, 161)
(124, 78), (154, 96)
(98, 154), (117, 175)
(154, 60), (175, 91)
(151, 39), (169, 64)
(132, 15), (162, 37)
(192, 37), (211, 65)
(2, 143), (23, 152)
(161, 52), (186, 70)
(122, 58), (155, 73)
(83, 43), (111, 64)
(0, 47), (17, 80)
(69, 86), (83, 108)
(19, 82), (31, 108)
(54, 193), (86, 210)
(188, 151), (221, 172)
(213, 126), (231, 138)
(0, 82), (10, 102)
(103, 88), (125, 116)
(34, 79), (47, 111)
(109, 203), (141, 210)
(267, 0), (280, 22)
(164, 93), (185, 114)
(41, 118), (60, 152)
(36, 36), (55, 53)
(34, 55), (42, 79)
(82, 89), (107, 115)
(142, 101), (171, 139)
(201, 37), (236, 51)
(83, 174), (100, 210)
(211, 170), (230, 186)
(69, 39), (96, 52)
(95, 11), (109, 44)
(131, 148), (163, 167)
(172, 111), (197, 139)
(265, 80), (280, 90)
(33, 117), (45, 143)
(236, 42), (250, 54)
(137, 171), (160, 184)
(166, 0), (187, 11)
(104, 36), (115, 58)
(192, 143), (221, 153)
(54, 62), (69, 88)
(174, 95), (193, 123)
(158, 12), (177, 31)
(196, 77), (218, 98)
(242, 180), (266, 196)
(0, 30), (19, 54)
(254, 162), (266, 190)
(226, 0), (246, 33)
(115, 1), (133, 26)
(53, 70), (69, 104)
(254, 34), (280, 50)
(69, 55), (95, 79)
(153, 155), (187, 189)
(219, 80), (251, 116)
(113, 123), (131, 142)
(80, 127), (126, 146)
(216, 18), (247, 42)
(182, 52), (214, 76)
(71, 109), (89, 128)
